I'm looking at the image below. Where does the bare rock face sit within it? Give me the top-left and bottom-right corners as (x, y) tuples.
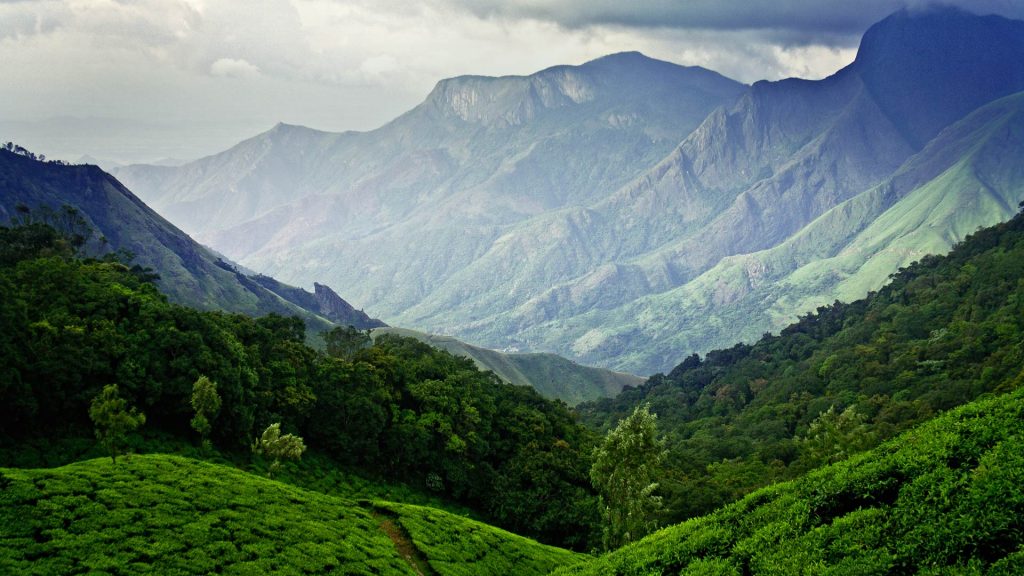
(315, 282), (386, 329)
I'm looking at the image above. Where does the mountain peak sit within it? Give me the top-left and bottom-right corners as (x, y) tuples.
(854, 5), (1024, 148)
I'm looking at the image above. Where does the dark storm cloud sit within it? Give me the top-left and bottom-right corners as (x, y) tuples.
(452, 0), (1024, 44)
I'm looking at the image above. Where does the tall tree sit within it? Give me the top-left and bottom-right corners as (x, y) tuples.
(89, 384), (146, 464)
(252, 422), (306, 478)
(190, 375), (222, 449)
(590, 403), (664, 550)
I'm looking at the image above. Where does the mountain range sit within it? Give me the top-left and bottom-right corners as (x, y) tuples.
(0, 148), (644, 404)
(115, 7), (1024, 375)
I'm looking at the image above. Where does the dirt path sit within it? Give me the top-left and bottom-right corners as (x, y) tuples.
(373, 508), (436, 576)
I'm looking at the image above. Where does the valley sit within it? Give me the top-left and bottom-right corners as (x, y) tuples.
(2, 4), (1024, 575)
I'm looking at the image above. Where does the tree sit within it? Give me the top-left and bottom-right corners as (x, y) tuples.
(252, 422), (306, 478)
(89, 384), (146, 464)
(190, 375), (222, 449)
(590, 403), (664, 550)
(800, 405), (875, 467)
(322, 325), (372, 359)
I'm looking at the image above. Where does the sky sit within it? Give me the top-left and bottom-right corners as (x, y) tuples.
(2, 0), (1023, 165)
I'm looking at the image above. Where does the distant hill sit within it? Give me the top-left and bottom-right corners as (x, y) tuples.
(373, 327), (642, 405)
(116, 8), (1024, 375)
(0, 454), (586, 575)
(0, 149), (383, 332)
(555, 388), (1024, 575)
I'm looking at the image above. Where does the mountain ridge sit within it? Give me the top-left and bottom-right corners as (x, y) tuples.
(114, 8), (1024, 375)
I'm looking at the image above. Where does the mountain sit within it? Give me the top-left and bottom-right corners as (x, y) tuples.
(372, 327), (643, 406)
(112, 53), (745, 343)
(0, 455), (585, 575)
(555, 388), (1024, 575)
(0, 149), (383, 332)
(116, 8), (1024, 375)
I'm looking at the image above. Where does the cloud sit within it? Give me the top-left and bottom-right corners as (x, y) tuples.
(446, 0), (1024, 45)
(2, 0), (1023, 163)
(210, 57), (261, 78)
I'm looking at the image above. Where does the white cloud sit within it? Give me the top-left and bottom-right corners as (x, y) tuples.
(210, 57), (261, 78)
(1, 0), (1021, 163)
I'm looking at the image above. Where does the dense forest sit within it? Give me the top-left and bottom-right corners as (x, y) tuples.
(580, 208), (1024, 524)
(4, 206), (1024, 569)
(0, 219), (600, 550)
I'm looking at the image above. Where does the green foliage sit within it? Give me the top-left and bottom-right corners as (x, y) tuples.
(252, 422), (306, 478)
(190, 375), (221, 448)
(0, 454), (585, 576)
(579, 211), (1024, 524)
(0, 222), (601, 549)
(88, 384), (146, 464)
(591, 404), (665, 550)
(323, 325), (373, 359)
(555, 388), (1024, 575)
(374, 502), (587, 576)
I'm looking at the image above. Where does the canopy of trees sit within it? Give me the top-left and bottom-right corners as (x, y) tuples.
(579, 210), (1024, 525)
(0, 221), (600, 550)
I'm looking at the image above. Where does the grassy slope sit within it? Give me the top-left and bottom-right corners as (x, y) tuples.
(373, 327), (642, 405)
(555, 90), (1024, 375)
(554, 388), (1024, 575)
(0, 454), (585, 576)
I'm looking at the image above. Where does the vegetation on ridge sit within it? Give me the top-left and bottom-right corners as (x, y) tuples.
(555, 387), (1024, 575)
(580, 208), (1024, 525)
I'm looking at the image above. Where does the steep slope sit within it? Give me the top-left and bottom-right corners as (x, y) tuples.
(577, 208), (1024, 523)
(0, 455), (585, 575)
(0, 149), (382, 331)
(519, 90), (1024, 373)
(555, 388), (1024, 575)
(114, 52), (745, 321)
(115, 8), (1024, 376)
(401, 7), (1024, 373)
(372, 327), (643, 406)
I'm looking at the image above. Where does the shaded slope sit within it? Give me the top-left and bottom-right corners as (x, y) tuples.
(0, 455), (584, 575)
(114, 52), (745, 321)
(0, 149), (382, 331)
(554, 388), (1024, 575)
(115, 9), (1024, 376)
(391, 8), (1024, 373)
(527, 90), (1024, 373)
(373, 327), (643, 405)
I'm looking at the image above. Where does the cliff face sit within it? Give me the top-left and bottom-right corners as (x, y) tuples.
(315, 282), (386, 329)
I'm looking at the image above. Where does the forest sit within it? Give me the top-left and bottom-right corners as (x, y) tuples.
(3, 207), (1024, 570)
(0, 219), (601, 551)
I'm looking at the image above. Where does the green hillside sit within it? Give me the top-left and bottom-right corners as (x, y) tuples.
(555, 387), (1024, 575)
(0, 454), (585, 575)
(579, 207), (1024, 523)
(373, 327), (642, 405)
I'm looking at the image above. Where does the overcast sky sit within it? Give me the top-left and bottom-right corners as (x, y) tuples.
(2, 0), (1022, 164)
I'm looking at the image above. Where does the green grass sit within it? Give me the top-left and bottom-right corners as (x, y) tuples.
(0, 454), (584, 575)
(376, 502), (588, 576)
(554, 387), (1024, 575)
